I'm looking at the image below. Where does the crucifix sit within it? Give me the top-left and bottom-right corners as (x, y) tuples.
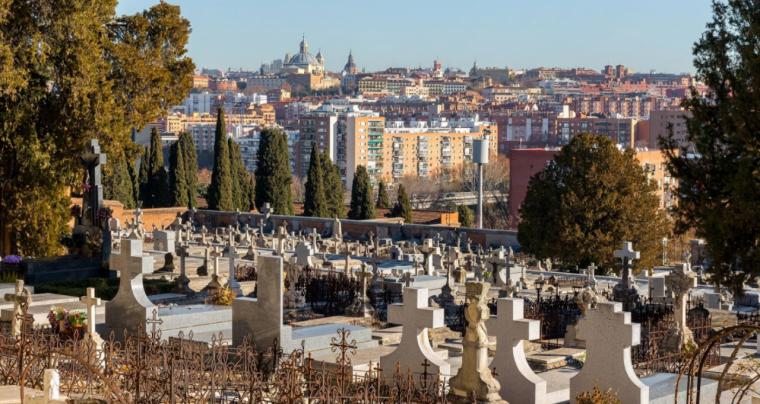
(80, 287), (101, 338)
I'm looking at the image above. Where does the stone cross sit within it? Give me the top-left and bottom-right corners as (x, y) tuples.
(614, 241), (640, 288)
(79, 139), (107, 227)
(3, 279), (31, 336)
(379, 287), (450, 379)
(488, 298), (546, 404)
(80, 287), (101, 337)
(225, 237), (242, 295)
(665, 263), (697, 346)
(570, 302), (648, 404)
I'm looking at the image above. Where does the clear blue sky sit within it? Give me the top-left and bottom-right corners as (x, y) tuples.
(116, 0), (714, 74)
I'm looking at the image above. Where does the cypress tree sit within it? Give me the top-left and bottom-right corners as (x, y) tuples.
(392, 184), (413, 223)
(178, 132), (198, 208)
(169, 141), (189, 208)
(207, 108), (234, 211)
(376, 180), (390, 209)
(303, 144), (328, 217)
(104, 149), (136, 209)
(254, 127), (293, 214)
(137, 146), (149, 205)
(321, 151), (345, 218)
(348, 165), (374, 220)
(144, 128), (169, 207)
(228, 137), (242, 209)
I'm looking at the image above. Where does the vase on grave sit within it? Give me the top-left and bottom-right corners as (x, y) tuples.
(448, 282), (506, 403)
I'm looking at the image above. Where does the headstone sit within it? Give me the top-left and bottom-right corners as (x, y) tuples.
(3, 279), (32, 336)
(570, 302), (648, 404)
(106, 233), (157, 339)
(448, 282), (504, 403)
(488, 298), (546, 404)
(380, 287), (450, 379)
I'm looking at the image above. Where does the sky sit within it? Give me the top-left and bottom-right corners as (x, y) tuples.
(116, 0), (715, 74)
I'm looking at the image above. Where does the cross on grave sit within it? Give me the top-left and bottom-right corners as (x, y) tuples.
(79, 287), (101, 338)
(614, 241), (640, 289)
(488, 298), (546, 404)
(570, 302), (648, 404)
(79, 139), (107, 227)
(379, 287), (450, 379)
(3, 279), (31, 336)
(225, 237), (242, 295)
(106, 233), (157, 339)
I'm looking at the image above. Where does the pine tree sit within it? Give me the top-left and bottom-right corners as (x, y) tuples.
(104, 150), (136, 209)
(207, 108), (234, 211)
(348, 165), (375, 220)
(254, 127), (293, 214)
(519, 134), (669, 271)
(303, 144), (328, 217)
(322, 151), (345, 218)
(392, 184), (413, 223)
(178, 132), (198, 208)
(376, 180), (390, 209)
(169, 141), (189, 208)
(661, 0), (760, 291)
(143, 128), (169, 207)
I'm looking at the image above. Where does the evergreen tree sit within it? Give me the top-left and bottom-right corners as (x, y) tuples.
(207, 109), (234, 211)
(348, 165), (374, 220)
(178, 132), (198, 208)
(391, 184), (413, 223)
(519, 134), (669, 271)
(303, 144), (328, 217)
(254, 128), (293, 214)
(376, 180), (390, 209)
(322, 151), (345, 218)
(457, 205), (474, 227)
(169, 141), (189, 208)
(104, 150), (136, 209)
(661, 0), (760, 291)
(143, 128), (169, 207)
(137, 146), (150, 205)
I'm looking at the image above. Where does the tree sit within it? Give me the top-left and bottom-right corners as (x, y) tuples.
(458, 205), (474, 227)
(177, 132), (198, 208)
(169, 141), (189, 208)
(0, 1), (193, 255)
(661, 0), (760, 291)
(303, 144), (328, 217)
(207, 109), (234, 211)
(518, 134), (669, 271)
(348, 166), (375, 220)
(392, 184), (413, 224)
(104, 150), (136, 209)
(254, 128), (293, 214)
(376, 180), (390, 209)
(141, 128), (169, 208)
(321, 150), (345, 218)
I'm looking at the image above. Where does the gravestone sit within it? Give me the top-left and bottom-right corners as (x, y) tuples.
(106, 233), (157, 339)
(448, 282), (503, 403)
(570, 301), (648, 404)
(379, 287), (450, 379)
(488, 298), (546, 404)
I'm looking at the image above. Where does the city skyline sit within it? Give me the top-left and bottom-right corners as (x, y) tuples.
(116, 0), (714, 74)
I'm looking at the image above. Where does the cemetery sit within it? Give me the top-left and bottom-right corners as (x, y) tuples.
(0, 154), (757, 404)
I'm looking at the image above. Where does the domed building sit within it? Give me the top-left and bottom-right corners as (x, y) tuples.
(283, 36), (325, 75)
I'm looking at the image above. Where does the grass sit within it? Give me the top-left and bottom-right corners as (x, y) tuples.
(35, 277), (175, 300)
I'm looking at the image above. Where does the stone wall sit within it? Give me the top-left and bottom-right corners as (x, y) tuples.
(190, 210), (519, 249)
